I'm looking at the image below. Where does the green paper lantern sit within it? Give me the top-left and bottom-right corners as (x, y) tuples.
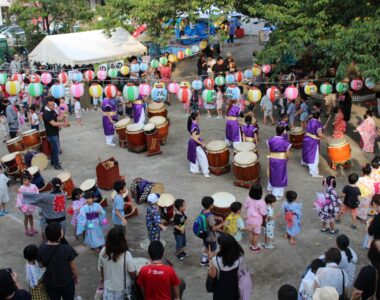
(336, 82), (348, 93)
(215, 75), (225, 86)
(202, 89), (217, 103)
(184, 48), (193, 56)
(320, 82), (333, 95)
(150, 59), (159, 68)
(159, 57), (168, 66)
(28, 83), (43, 98)
(108, 68), (118, 78)
(0, 73), (7, 85)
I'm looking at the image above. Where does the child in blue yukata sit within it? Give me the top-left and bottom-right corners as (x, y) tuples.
(282, 190), (303, 246)
(146, 193), (166, 241)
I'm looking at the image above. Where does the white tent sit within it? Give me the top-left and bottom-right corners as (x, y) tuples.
(29, 28), (147, 65)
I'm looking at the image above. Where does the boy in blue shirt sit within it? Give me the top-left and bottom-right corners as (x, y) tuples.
(112, 180), (127, 234)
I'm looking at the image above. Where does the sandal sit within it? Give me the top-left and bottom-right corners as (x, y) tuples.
(329, 229), (339, 235)
(320, 228), (328, 233)
(249, 246), (262, 253)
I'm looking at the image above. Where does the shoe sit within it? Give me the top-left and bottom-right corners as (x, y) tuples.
(190, 172), (200, 175)
(320, 228), (328, 233)
(312, 174), (323, 178)
(329, 229), (339, 235)
(54, 165), (63, 170)
(204, 174), (211, 178)
(2, 210), (9, 215)
(206, 115), (211, 119)
(350, 224), (357, 230)
(176, 254), (185, 261)
(107, 143), (117, 147)
(26, 230), (34, 236)
(335, 219), (341, 224)
(32, 228), (38, 234)
(181, 251), (188, 257)
(249, 246), (262, 253)
(200, 259), (209, 266)
(0, 212), (5, 217)
(264, 243), (274, 250)
(215, 116), (220, 119)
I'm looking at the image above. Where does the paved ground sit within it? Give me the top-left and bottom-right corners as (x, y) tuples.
(0, 36), (378, 299)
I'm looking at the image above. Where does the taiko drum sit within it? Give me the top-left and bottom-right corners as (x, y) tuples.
(147, 102), (168, 119)
(327, 138), (351, 164)
(232, 151), (260, 188)
(205, 140), (230, 175)
(289, 127), (305, 149)
(126, 123), (147, 153)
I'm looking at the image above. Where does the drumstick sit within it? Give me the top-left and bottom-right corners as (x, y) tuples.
(324, 114), (332, 128)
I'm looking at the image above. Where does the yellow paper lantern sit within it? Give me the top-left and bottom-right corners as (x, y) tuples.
(5, 80), (21, 96)
(252, 65), (261, 77)
(120, 65), (129, 76)
(304, 82), (318, 96)
(168, 54), (178, 63)
(179, 81), (191, 88)
(200, 40), (208, 50)
(247, 87), (262, 102)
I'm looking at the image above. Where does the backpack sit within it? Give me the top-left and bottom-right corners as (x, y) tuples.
(193, 211), (211, 239)
(224, 213), (239, 236)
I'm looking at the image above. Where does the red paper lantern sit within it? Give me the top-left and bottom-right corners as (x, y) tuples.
(30, 74), (40, 83)
(57, 72), (68, 84)
(266, 86), (280, 102)
(84, 70), (95, 81)
(104, 84), (117, 98)
(235, 71), (244, 83)
(177, 86), (192, 103)
(11, 73), (23, 82)
(204, 78), (215, 89)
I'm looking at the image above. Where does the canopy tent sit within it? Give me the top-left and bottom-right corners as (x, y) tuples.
(29, 28), (147, 65)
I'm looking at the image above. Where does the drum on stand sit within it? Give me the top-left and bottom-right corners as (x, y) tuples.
(80, 179), (106, 207)
(2, 152), (21, 175)
(327, 137), (351, 170)
(39, 129), (51, 158)
(233, 142), (257, 155)
(147, 102), (167, 119)
(6, 136), (24, 153)
(115, 118), (131, 148)
(126, 123), (147, 153)
(22, 129), (41, 150)
(205, 140), (230, 176)
(232, 151), (260, 188)
(39, 129), (46, 139)
(149, 116), (169, 145)
(158, 193), (175, 224)
(57, 172), (75, 199)
(289, 127), (305, 149)
(144, 123), (161, 156)
(27, 166), (50, 191)
(211, 192), (236, 219)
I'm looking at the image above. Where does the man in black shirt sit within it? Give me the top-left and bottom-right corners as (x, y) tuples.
(43, 97), (68, 170)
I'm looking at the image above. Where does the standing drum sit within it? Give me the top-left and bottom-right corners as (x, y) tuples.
(233, 151), (260, 188)
(147, 102), (167, 119)
(27, 166), (48, 191)
(2, 152), (20, 174)
(22, 129), (41, 150)
(205, 140), (230, 175)
(6, 136), (24, 153)
(289, 127), (305, 149)
(149, 116), (169, 145)
(327, 137), (351, 170)
(158, 193), (175, 224)
(80, 179), (106, 207)
(115, 118), (131, 148)
(126, 123), (146, 153)
(233, 142), (256, 155)
(144, 123), (161, 156)
(57, 172), (75, 199)
(211, 192), (236, 219)
(39, 129), (46, 139)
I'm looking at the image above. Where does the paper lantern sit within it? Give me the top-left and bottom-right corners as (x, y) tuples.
(58, 72), (68, 84)
(84, 70), (95, 81)
(244, 69), (253, 79)
(192, 80), (203, 90)
(97, 70), (107, 81)
(252, 65), (261, 77)
(266, 86), (280, 102)
(204, 78), (215, 89)
(191, 45), (200, 53)
(151, 85), (168, 102)
(108, 68), (118, 78)
(5, 80), (21, 96)
(180, 81), (190, 88)
(304, 82), (318, 96)
(285, 85), (299, 100)
(138, 83), (151, 97)
(70, 83), (84, 98)
(70, 71), (83, 83)
(215, 75), (225, 86)
(11, 73), (22, 82)
(184, 48), (193, 57)
(261, 64), (271, 74)
(247, 87), (262, 102)
(89, 84), (103, 98)
(199, 40), (207, 50)
(130, 63), (140, 73)
(168, 82), (180, 94)
(28, 83), (43, 97)
(120, 65), (129, 76)
(104, 84), (117, 98)
(139, 63), (148, 72)
(351, 78), (363, 91)
(176, 51), (185, 60)
(320, 82), (333, 95)
(225, 74), (235, 85)
(41, 72), (52, 85)
(336, 82), (348, 94)
(168, 54), (178, 63)
(365, 78), (376, 90)
(123, 84), (139, 101)
(226, 85), (241, 100)
(159, 57), (168, 66)
(202, 89), (217, 103)
(177, 86), (192, 103)
(150, 59), (159, 68)
(30, 74), (40, 83)
(0, 73), (7, 85)
(235, 71), (244, 83)
(50, 84), (65, 99)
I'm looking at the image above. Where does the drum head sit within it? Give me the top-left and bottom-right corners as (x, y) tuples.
(206, 140), (227, 152)
(328, 137), (347, 147)
(27, 166), (39, 175)
(233, 142), (256, 152)
(211, 192), (236, 208)
(290, 127), (304, 134)
(80, 179), (96, 192)
(158, 193), (175, 207)
(22, 129), (37, 136)
(6, 137), (22, 144)
(31, 153), (48, 171)
(133, 257), (150, 275)
(234, 151), (257, 165)
(2, 152), (16, 163)
(57, 172), (71, 183)
(144, 123), (156, 131)
(111, 190), (129, 200)
(115, 118), (131, 128)
(148, 102), (164, 110)
(127, 123), (144, 132)
(149, 116), (166, 126)
(151, 183), (165, 194)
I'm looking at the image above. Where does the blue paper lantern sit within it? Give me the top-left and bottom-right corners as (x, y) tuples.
(192, 80), (203, 90)
(140, 62), (148, 72)
(131, 63), (140, 73)
(244, 69), (253, 79)
(50, 84), (65, 99)
(69, 71), (83, 83)
(225, 74), (235, 85)
(151, 85), (168, 102)
(225, 85), (241, 100)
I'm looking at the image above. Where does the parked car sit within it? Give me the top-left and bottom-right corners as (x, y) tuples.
(0, 25), (26, 47)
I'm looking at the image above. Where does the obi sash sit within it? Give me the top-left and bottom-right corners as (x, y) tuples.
(306, 132), (320, 140)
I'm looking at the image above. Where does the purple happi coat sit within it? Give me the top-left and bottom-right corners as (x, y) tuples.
(267, 136), (291, 187)
(278, 120), (289, 141)
(302, 118), (323, 164)
(102, 98), (118, 135)
(133, 94), (144, 123)
(187, 122), (202, 164)
(242, 124), (258, 138)
(226, 105), (240, 142)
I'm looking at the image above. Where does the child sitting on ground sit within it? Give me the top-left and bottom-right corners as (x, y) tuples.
(224, 201), (245, 242)
(282, 190), (303, 246)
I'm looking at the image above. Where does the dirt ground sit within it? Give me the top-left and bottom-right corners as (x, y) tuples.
(0, 36), (378, 299)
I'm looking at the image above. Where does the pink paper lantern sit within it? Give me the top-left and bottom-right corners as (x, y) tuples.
(104, 84), (117, 98)
(261, 64), (271, 74)
(11, 73), (23, 82)
(266, 86), (280, 102)
(235, 71), (244, 83)
(84, 70), (95, 81)
(139, 83), (151, 97)
(285, 85), (298, 100)
(30, 74), (40, 83)
(41, 72), (52, 85)
(58, 72), (68, 84)
(350, 78), (363, 91)
(97, 70), (107, 81)
(177, 50), (185, 60)
(70, 83), (84, 98)
(177, 86), (192, 103)
(168, 82), (180, 94)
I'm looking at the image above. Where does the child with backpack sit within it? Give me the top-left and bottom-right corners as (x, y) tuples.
(173, 199), (188, 260)
(224, 201), (245, 242)
(263, 194), (279, 249)
(282, 191), (303, 246)
(193, 196), (223, 266)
